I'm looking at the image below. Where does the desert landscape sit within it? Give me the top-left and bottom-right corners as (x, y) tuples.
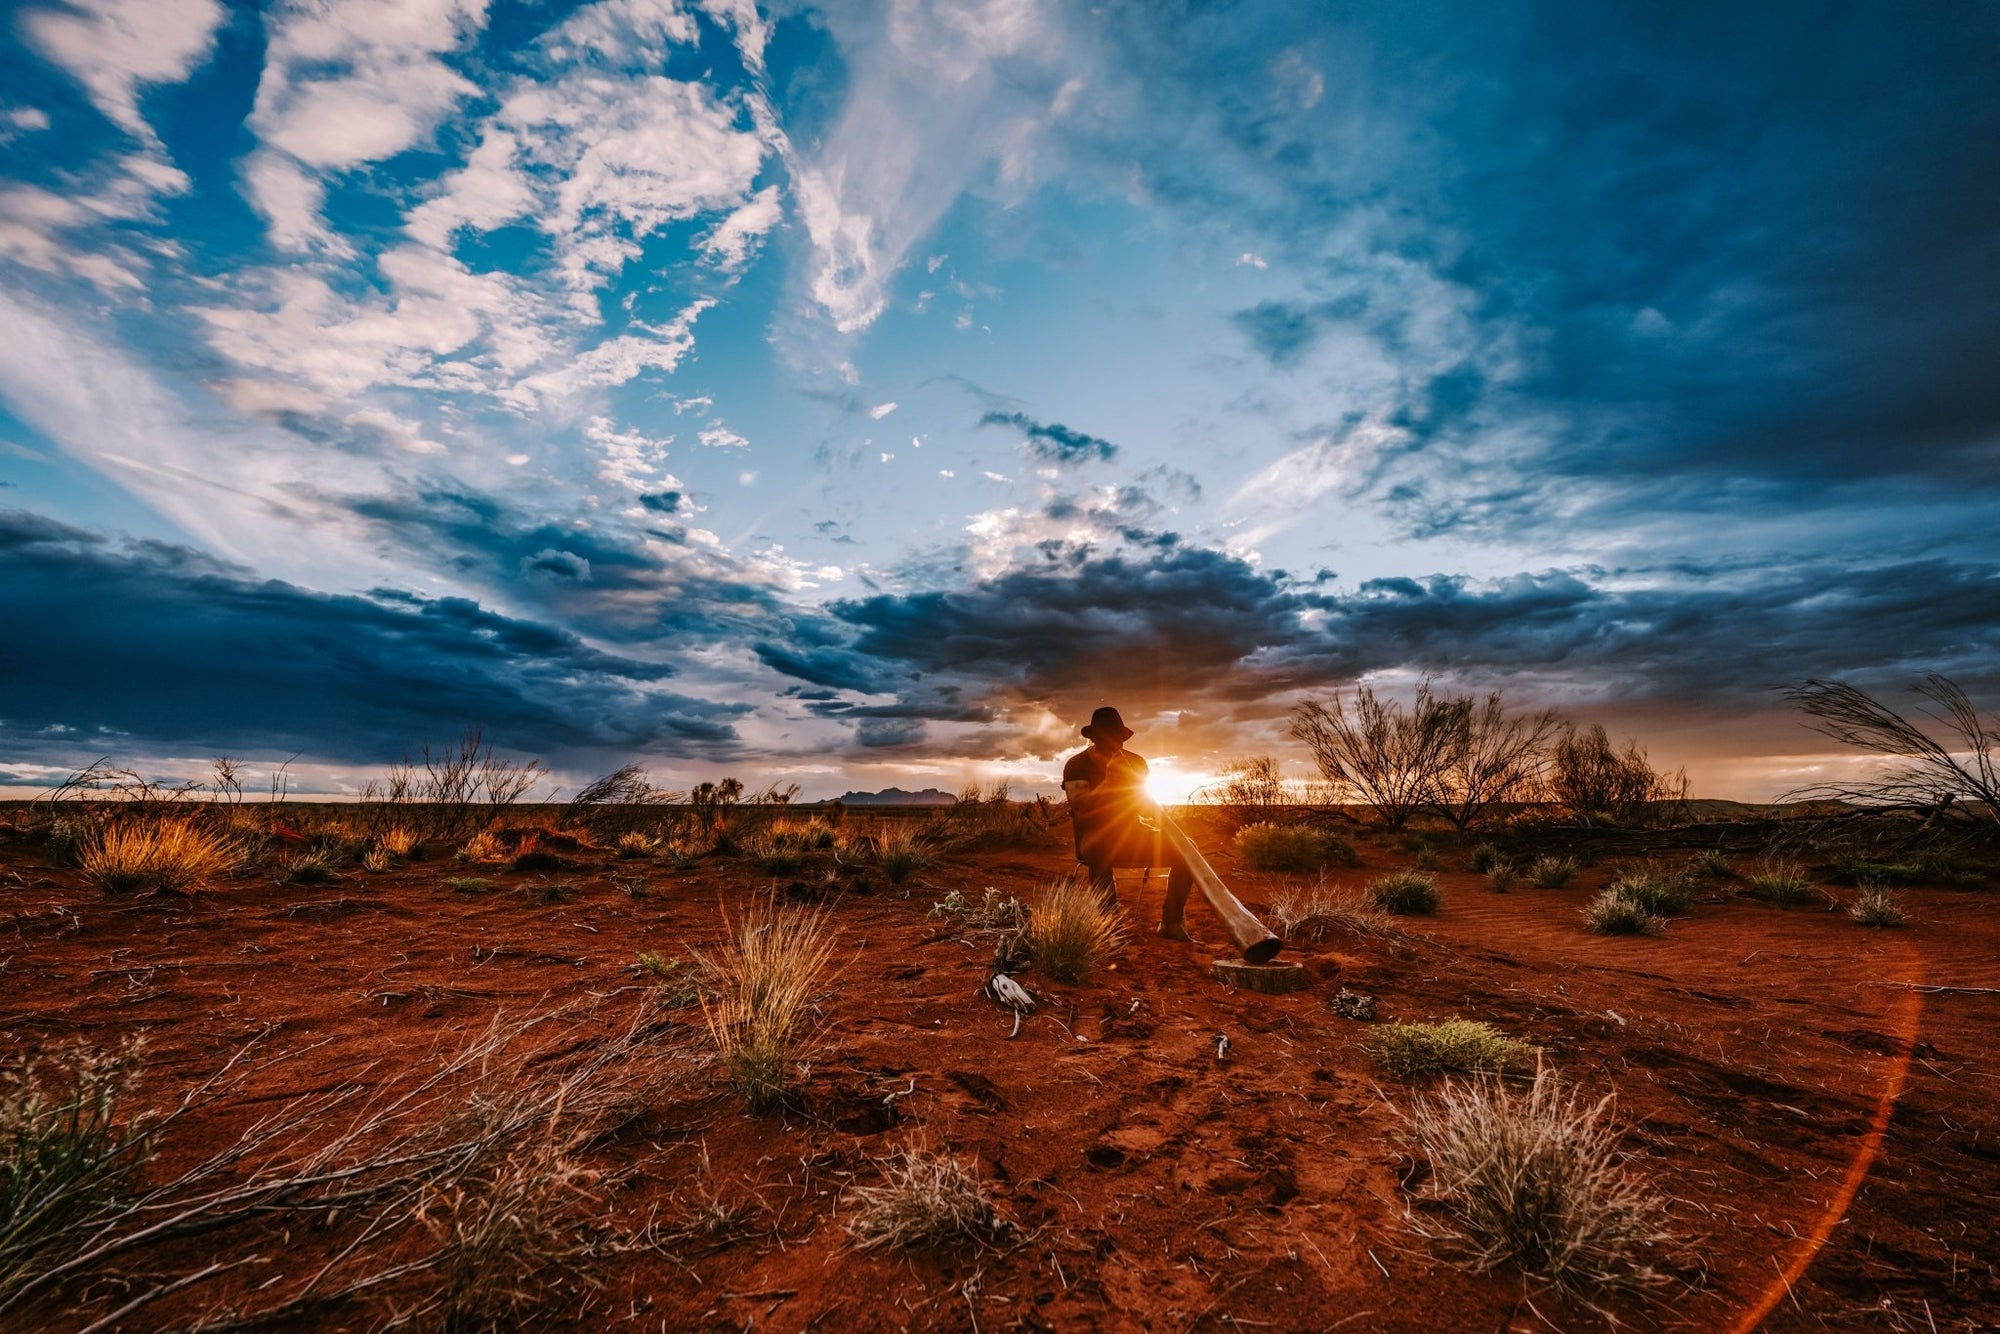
(3, 759), (1996, 1332)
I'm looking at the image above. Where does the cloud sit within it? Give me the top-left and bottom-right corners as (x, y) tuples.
(20, 0), (223, 142)
(978, 409), (1116, 465)
(0, 509), (749, 759)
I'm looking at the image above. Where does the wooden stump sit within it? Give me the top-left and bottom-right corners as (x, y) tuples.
(1210, 958), (1308, 994)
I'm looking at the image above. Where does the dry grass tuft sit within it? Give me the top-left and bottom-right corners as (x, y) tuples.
(1744, 858), (1816, 907)
(1367, 869), (1441, 915)
(1849, 885), (1907, 927)
(694, 897), (840, 1110)
(1581, 890), (1662, 936)
(1268, 878), (1398, 941)
(457, 830), (508, 864)
(844, 1146), (1010, 1251)
(1602, 863), (1697, 917)
(1371, 1019), (1530, 1079)
(1528, 855), (1579, 889)
(1025, 878), (1124, 983)
(870, 826), (935, 884)
(1486, 863), (1517, 893)
(613, 831), (657, 859)
(1404, 1064), (1672, 1297)
(78, 819), (239, 895)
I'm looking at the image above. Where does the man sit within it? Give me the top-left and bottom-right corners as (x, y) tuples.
(1062, 706), (1194, 941)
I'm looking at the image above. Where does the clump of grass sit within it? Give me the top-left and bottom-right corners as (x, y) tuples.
(457, 830), (507, 864)
(0, 1040), (148, 1293)
(1602, 864), (1696, 917)
(1849, 885), (1907, 928)
(929, 887), (1025, 930)
(1467, 843), (1504, 874)
(613, 831), (657, 860)
(1371, 1019), (1529, 1079)
(872, 827), (935, 884)
(1582, 891), (1662, 936)
(1268, 879), (1397, 940)
(1529, 855), (1579, 889)
(845, 1146), (1010, 1250)
(377, 825), (419, 859)
(361, 845), (392, 874)
(78, 819), (239, 895)
(276, 847), (341, 885)
(1233, 823), (1358, 873)
(1687, 848), (1733, 880)
(528, 880), (576, 906)
(1744, 858), (1815, 907)
(636, 953), (704, 1008)
(1026, 878), (1124, 983)
(1404, 1065), (1672, 1296)
(1486, 863), (1516, 894)
(445, 876), (493, 894)
(1368, 870), (1440, 916)
(432, 1130), (601, 1329)
(694, 897), (840, 1110)
(46, 815), (94, 869)
(614, 875), (650, 901)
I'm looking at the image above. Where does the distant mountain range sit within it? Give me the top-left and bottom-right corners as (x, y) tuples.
(827, 787), (958, 806)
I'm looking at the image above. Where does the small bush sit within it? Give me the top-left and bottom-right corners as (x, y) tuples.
(1467, 843), (1504, 874)
(457, 831), (507, 864)
(845, 1146), (1010, 1250)
(445, 876), (493, 894)
(1368, 870), (1440, 916)
(614, 875), (650, 900)
(1269, 880), (1397, 940)
(0, 1040), (148, 1293)
(929, 887), (1024, 931)
(528, 880), (576, 905)
(276, 847), (342, 884)
(1235, 823), (1357, 873)
(1744, 859), (1815, 907)
(1687, 848), (1733, 880)
(78, 819), (239, 895)
(1529, 855), (1578, 889)
(377, 825), (419, 859)
(1371, 1019), (1529, 1079)
(1849, 886), (1907, 928)
(695, 897), (840, 1110)
(360, 845), (392, 874)
(1582, 891), (1662, 936)
(1486, 863), (1516, 894)
(872, 827), (935, 884)
(1405, 1065), (1671, 1295)
(614, 831), (657, 859)
(1026, 878), (1124, 983)
(636, 953), (704, 1007)
(1602, 865), (1695, 917)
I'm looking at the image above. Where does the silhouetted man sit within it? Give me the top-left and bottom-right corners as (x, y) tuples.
(1062, 706), (1194, 941)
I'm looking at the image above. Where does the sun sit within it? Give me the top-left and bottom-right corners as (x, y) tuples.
(1144, 765), (1213, 806)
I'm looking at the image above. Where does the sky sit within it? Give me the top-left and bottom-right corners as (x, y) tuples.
(2, 0), (1997, 802)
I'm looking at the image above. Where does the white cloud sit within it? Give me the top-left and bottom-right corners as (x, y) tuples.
(939, 468), (955, 477)
(502, 298), (713, 406)
(20, 0), (222, 142)
(585, 414), (674, 490)
(1225, 419), (1406, 550)
(879, 451), (894, 462)
(699, 422), (751, 449)
(544, 0), (697, 68)
(246, 0), (491, 250)
(737, 470), (757, 485)
(699, 184), (783, 273)
(1237, 252), (1268, 269)
(0, 185), (146, 293)
(868, 400), (898, 419)
(697, 0), (770, 75)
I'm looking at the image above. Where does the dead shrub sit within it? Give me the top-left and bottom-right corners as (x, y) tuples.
(1404, 1065), (1672, 1297)
(1268, 879), (1397, 941)
(1025, 878), (1124, 983)
(844, 1146), (1010, 1250)
(694, 897), (840, 1110)
(1849, 885), (1907, 927)
(78, 818), (239, 895)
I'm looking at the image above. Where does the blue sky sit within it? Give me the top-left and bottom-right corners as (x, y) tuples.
(2, 0), (1997, 800)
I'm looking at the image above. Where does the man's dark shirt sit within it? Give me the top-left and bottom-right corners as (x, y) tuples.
(1063, 745), (1150, 860)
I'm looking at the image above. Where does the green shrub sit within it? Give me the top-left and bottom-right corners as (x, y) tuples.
(445, 876), (493, 894)
(1582, 891), (1662, 936)
(1370, 1019), (1529, 1078)
(1486, 863), (1516, 894)
(1687, 849), (1734, 881)
(1467, 843), (1504, 874)
(1234, 823), (1357, 873)
(1368, 870), (1440, 915)
(1529, 855), (1578, 889)
(1602, 865), (1695, 917)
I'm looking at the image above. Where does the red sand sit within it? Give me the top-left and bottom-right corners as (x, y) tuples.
(3, 812), (1997, 1331)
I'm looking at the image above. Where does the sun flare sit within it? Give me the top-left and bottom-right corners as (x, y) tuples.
(1144, 766), (1213, 806)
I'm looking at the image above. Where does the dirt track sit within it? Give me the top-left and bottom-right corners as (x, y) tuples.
(3, 812), (1997, 1331)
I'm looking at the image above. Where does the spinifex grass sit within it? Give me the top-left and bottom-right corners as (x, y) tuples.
(1233, 823), (1357, 873)
(845, 1146), (1010, 1250)
(871, 827), (935, 884)
(695, 897), (840, 1110)
(1025, 878), (1125, 983)
(78, 819), (239, 895)
(1371, 1019), (1529, 1079)
(1528, 855), (1579, 889)
(1405, 1064), (1672, 1297)
(1368, 870), (1440, 915)
(1849, 885), (1907, 927)
(1581, 891), (1662, 936)
(1268, 879), (1397, 941)
(1745, 859), (1816, 907)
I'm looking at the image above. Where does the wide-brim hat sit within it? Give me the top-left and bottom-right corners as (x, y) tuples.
(1081, 706), (1133, 742)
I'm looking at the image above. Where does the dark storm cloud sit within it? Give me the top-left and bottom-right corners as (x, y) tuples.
(638, 489), (687, 515)
(977, 410), (1117, 466)
(784, 532), (2000, 716)
(0, 511), (748, 760)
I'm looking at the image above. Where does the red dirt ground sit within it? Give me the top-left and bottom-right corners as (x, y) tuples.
(3, 810), (1997, 1331)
